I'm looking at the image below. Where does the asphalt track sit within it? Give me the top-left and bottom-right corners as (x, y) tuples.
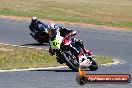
(0, 18), (132, 88)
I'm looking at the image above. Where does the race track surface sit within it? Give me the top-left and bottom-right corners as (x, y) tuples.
(0, 18), (132, 88)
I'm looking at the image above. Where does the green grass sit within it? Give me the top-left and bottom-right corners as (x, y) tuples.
(94, 55), (113, 65)
(0, 0), (132, 29)
(0, 44), (60, 70)
(0, 44), (113, 70)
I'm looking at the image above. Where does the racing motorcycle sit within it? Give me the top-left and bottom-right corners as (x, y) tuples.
(29, 24), (49, 44)
(49, 31), (98, 72)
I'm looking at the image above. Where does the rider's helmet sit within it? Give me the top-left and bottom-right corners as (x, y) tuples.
(32, 16), (38, 23)
(48, 23), (59, 30)
(47, 23), (59, 35)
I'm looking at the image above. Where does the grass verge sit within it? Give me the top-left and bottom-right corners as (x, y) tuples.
(0, 44), (113, 70)
(0, 0), (132, 29)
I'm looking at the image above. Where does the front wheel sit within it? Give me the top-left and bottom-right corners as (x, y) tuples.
(89, 60), (98, 71)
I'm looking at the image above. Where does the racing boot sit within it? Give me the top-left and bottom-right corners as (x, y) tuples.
(56, 57), (64, 64)
(30, 33), (37, 40)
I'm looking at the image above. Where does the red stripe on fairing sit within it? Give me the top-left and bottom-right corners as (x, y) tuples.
(78, 50), (83, 57)
(63, 38), (71, 45)
(64, 38), (69, 44)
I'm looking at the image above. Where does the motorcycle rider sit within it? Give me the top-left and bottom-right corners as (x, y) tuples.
(29, 16), (48, 34)
(48, 23), (92, 68)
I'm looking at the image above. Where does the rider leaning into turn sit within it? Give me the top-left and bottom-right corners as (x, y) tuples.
(47, 23), (92, 68)
(29, 17), (48, 34)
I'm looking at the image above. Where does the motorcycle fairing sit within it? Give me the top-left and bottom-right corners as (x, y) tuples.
(63, 38), (72, 45)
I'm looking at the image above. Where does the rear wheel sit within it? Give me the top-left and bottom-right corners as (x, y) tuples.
(62, 51), (79, 72)
(36, 32), (49, 44)
(38, 40), (44, 44)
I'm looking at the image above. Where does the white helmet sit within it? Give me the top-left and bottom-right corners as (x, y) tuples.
(48, 23), (59, 30)
(32, 16), (38, 21)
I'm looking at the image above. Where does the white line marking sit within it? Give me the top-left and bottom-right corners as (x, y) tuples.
(100, 58), (126, 66)
(0, 43), (43, 50)
(0, 66), (68, 73)
(45, 49), (49, 51)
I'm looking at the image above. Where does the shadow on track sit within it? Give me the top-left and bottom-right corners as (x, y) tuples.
(31, 69), (75, 72)
(30, 69), (90, 73)
(21, 43), (49, 46)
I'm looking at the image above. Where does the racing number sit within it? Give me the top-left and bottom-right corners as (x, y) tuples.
(53, 41), (58, 46)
